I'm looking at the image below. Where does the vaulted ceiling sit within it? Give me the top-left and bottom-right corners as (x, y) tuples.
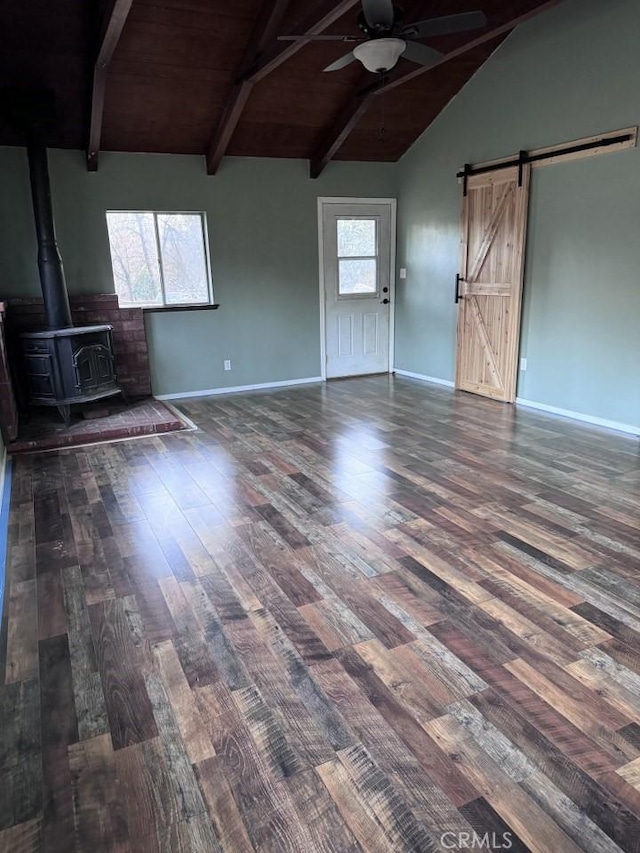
(0, 0), (561, 176)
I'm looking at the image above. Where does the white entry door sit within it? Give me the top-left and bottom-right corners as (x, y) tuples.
(319, 199), (395, 378)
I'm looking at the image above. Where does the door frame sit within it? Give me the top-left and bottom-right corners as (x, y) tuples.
(317, 197), (397, 381)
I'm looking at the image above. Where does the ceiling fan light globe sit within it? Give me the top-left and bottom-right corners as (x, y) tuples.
(353, 38), (406, 72)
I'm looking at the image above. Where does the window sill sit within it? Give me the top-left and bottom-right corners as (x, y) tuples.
(141, 304), (220, 314)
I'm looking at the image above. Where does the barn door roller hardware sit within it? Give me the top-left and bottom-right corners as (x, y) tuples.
(517, 150), (527, 187)
(454, 273), (464, 304)
(458, 130), (636, 195)
(460, 163), (472, 197)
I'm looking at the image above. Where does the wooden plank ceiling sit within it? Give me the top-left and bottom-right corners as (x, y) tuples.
(0, 0), (562, 175)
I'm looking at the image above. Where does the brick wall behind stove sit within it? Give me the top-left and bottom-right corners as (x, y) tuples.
(7, 294), (152, 399)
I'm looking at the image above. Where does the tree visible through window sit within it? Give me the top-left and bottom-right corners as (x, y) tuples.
(106, 212), (213, 307)
(336, 217), (378, 296)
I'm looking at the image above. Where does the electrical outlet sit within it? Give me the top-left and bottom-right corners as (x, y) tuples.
(520, 357), (527, 371)
(224, 359), (231, 371)
(399, 268), (407, 279)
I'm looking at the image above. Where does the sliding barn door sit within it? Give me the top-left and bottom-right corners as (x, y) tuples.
(455, 164), (530, 402)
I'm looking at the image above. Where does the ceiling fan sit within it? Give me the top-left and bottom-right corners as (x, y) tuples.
(278, 1), (487, 74)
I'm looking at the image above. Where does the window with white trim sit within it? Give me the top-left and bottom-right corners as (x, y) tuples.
(336, 217), (379, 296)
(106, 211), (213, 308)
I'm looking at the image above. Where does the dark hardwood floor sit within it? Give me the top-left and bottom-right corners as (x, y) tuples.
(1, 376), (639, 852)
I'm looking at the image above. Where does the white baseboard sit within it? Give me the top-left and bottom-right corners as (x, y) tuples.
(393, 368), (455, 388)
(156, 376), (324, 401)
(516, 397), (639, 437)
(390, 374), (638, 437)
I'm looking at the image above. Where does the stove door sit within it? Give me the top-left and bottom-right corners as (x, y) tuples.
(22, 339), (60, 402)
(73, 343), (116, 394)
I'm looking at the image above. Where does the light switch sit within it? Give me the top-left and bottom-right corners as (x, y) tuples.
(399, 268), (407, 279)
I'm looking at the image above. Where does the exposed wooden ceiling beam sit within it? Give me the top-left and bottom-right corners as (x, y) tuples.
(309, 0), (564, 178)
(206, 0), (291, 176)
(310, 89), (377, 179)
(245, 0), (362, 85)
(206, 81), (254, 175)
(375, 0), (564, 95)
(87, 0), (134, 171)
(206, 0), (361, 175)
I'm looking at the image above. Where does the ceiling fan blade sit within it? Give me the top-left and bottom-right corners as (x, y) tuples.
(403, 10), (487, 39)
(401, 41), (444, 68)
(277, 34), (363, 41)
(323, 51), (358, 72)
(361, 0), (395, 29)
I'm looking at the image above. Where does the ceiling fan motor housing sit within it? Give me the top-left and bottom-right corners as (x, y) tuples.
(357, 4), (405, 37)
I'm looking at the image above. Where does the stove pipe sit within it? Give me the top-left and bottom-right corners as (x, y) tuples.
(26, 134), (73, 330)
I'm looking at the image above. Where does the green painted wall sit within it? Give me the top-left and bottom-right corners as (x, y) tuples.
(0, 149), (396, 396)
(1, 0), (639, 428)
(395, 0), (640, 429)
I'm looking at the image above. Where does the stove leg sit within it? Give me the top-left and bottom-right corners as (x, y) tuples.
(57, 404), (71, 427)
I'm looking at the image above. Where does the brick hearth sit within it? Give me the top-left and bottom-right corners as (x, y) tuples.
(7, 398), (187, 453)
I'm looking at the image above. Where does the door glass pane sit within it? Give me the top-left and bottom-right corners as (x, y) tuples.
(337, 219), (376, 257)
(338, 259), (377, 295)
(106, 212), (163, 306)
(157, 214), (210, 305)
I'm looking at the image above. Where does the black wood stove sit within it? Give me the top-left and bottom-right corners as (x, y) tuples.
(20, 135), (122, 424)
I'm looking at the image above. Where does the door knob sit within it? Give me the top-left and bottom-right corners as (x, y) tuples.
(381, 298), (390, 304)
